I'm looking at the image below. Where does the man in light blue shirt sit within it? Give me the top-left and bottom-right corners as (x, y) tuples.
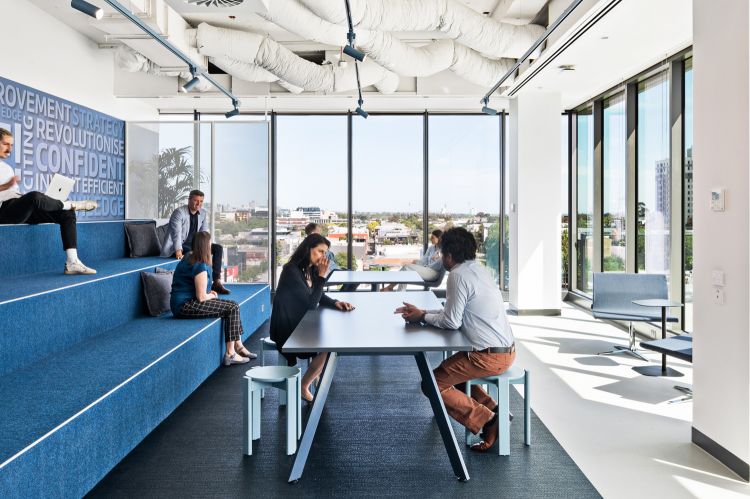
(396, 227), (515, 452)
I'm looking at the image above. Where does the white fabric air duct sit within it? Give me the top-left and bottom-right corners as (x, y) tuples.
(298, 0), (545, 59)
(257, 0), (514, 87)
(195, 23), (399, 94)
(114, 45), (215, 92)
(210, 56), (305, 94)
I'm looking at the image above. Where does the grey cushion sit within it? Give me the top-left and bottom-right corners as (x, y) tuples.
(141, 270), (174, 316)
(125, 222), (161, 257)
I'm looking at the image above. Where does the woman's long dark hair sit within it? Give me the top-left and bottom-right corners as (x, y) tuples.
(286, 233), (331, 271)
(189, 231), (212, 265)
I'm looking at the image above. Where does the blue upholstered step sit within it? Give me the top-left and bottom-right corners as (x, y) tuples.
(0, 284), (270, 498)
(0, 257), (178, 377)
(1, 220), (155, 279)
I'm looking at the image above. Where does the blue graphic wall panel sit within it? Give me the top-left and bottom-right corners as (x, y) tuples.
(0, 76), (125, 220)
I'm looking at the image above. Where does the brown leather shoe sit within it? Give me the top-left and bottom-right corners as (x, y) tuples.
(212, 281), (231, 295)
(470, 414), (498, 452)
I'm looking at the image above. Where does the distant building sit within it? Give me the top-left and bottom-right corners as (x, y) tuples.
(376, 222), (413, 242)
(327, 225), (368, 243)
(235, 210), (251, 222)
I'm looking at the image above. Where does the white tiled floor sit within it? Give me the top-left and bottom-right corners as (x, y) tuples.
(508, 303), (750, 498)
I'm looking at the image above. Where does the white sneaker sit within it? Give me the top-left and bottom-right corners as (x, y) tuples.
(223, 352), (250, 366)
(64, 260), (97, 275)
(70, 200), (98, 212)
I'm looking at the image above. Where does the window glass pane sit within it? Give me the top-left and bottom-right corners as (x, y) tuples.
(126, 123), (206, 221)
(353, 116), (423, 280)
(576, 108), (594, 293)
(684, 59), (693, 332)
(275, 116), (348, 284)
(503, 114), (510, 291)
(603, 93), (627, 272)
(637, 72), (670, 277)
(213, 122), (269, 283)
(561, 115), (569, 290)
(428, 115), (500, 287)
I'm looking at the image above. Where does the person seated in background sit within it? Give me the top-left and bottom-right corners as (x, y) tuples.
(271, 233), (354, 402)
(304, 222), (358, 291)
(170, 231), (256, 365)
(395, 227), (515, 452)
(162, 189), (229, 295)
(0, 127), (98, 275)
(382, 229), (444, 291)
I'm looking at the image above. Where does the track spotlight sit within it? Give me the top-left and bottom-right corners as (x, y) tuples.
(481, 98), (498, 115)
(71, 0), (103, 20)
(180, 75), (201, 93)
(355, 99), (368, 118)
(225, 100), (240, 118)
(343, 44), (366, 62)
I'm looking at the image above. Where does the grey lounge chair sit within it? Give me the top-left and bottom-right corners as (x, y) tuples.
(591, 273), (678, 361)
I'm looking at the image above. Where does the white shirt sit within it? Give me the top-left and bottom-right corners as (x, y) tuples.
(0, 161), (21, 207)
(424, 260), (514, 349)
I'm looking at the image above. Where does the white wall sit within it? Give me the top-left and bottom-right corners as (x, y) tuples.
(2, 0), (157, 121)
(692, 0), (750, 467)
(509, 91), (562, 313)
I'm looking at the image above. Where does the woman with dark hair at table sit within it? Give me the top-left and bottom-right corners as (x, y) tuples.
(170, 231), (256, 366)
(271, 233), (354, 402)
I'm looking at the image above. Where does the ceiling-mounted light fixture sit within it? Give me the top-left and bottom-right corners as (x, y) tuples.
(558, 64), (576, 72)
(355, 99), (368, 119)
(481, 97), (498, 116)
(225, 99), (240, 119)
(180, 67), (201, 93)
(345, 0), (367, 119)
(343, 0), (366, 62)
(71, 0), (103, 19)
(343, 44), (366, 62)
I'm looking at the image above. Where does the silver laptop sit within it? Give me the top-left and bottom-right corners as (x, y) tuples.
(45, 174), (75, 201)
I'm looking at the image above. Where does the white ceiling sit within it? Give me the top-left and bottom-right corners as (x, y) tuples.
(28, 0), (693, 113)
(506, 0), (692, 109)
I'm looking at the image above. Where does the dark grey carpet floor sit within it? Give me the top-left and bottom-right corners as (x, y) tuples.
(88, 322), (600, 499)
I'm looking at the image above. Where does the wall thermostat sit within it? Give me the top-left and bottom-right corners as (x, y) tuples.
(711, 188), (726, 212)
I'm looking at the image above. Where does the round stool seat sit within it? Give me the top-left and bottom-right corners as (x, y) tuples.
(477, 365), (525, 382)
(245, 365), (300, 383)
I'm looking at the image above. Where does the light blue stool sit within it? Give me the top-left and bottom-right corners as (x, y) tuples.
(464, 366), (530, 456)
(243, 365), (302, 456)
(260, 337), (310, 404)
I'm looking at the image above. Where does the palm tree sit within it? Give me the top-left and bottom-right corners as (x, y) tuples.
(158, 146), (195, 218)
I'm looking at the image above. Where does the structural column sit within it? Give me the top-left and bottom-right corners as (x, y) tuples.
(692, 0), (750, 481)
(508, 91), (562, 315)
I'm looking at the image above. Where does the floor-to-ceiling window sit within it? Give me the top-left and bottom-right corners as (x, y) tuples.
(561, 114), (570, 290)
(352, 115), (424, 273)
(213, 122), (269, 283)
(637, 72), (671, 278)
(684, 59), (694, 331)
(428, 115), (500, 285)
(576, 108), (594, 293)
(603, 93), (627, 272)
(275, 116), (348, 283)
(503, 113), (510, 291)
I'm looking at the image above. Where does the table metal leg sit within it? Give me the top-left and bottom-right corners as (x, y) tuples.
(632, 306), (684, 377)
(414, 352), (470, 482)
(288, 352), (338, 483)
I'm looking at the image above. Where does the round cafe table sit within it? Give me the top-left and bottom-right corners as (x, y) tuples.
(631, 299), (684, 377)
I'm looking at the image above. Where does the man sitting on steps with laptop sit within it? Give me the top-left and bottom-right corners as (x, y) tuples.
(0, 127), (98, 275)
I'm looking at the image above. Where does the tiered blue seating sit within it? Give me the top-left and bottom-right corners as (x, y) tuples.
(0, 221), (270, 497)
